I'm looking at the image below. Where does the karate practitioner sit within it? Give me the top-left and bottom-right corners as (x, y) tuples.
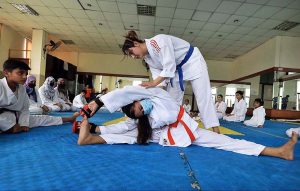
(77, 86), (297, 160)
(183, 99), (191, 114)
(73, 90), (87, 109)
(0, 59), (79, 133)
(122, 31), (220, 133)
(223, 91), (247, 122)
(55, 78), (76, 111)
(244, 98), (266, 128)
(38, 77), (63, 112)
(25, 75), (49, 115)
(215, 94), (227, 119)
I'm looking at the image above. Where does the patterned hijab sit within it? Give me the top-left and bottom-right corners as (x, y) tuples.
(41, 76), (56, 100)
(25, 75), (37, 102)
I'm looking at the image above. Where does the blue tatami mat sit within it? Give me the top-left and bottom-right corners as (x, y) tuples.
(0, 112), (193, 190)
(182, 119), (300, 191)
(0, 111), (299, 190)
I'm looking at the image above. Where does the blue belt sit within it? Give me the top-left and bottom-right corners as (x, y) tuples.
(170, 45), (194, 91)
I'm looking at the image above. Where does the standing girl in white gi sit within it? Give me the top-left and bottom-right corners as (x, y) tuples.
(223, 91), (247, 122)
(38, 77), (63, 112)
(215, 94), (227, 119)
(0, 60), (79, 133)
(25, 75), (50, 115)
(78, 86), (298, 160)
(122, 31), (220, 133)
(244, 98), (266, 128)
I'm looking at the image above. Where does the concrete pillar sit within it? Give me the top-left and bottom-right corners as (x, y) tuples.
(30, 29), (47, 86)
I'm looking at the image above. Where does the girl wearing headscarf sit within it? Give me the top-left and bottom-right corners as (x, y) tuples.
(24, 75), (49, 115)
(38, 76), (62, 112)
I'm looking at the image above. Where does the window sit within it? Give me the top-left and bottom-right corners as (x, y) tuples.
(245, 88), (250, 107)
(211, 87), (217, 102)
(225, 87), (236, 107)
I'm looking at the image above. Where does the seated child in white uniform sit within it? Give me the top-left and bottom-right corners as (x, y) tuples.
(215, 94), (227, 119)
(244, 98), (266, 128)
(38, 77), (63, 112)
(0, 60), (79, 134)
(25, 75), (50, 115)
(73, 90), (87, 109)
(223, 91), (247, 122)
(55, 78), (77, 111)
(183, 99), (191, 114)
(75, 86), (297, 160)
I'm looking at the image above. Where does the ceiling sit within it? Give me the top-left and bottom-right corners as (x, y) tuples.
(0, 0), (300, 60)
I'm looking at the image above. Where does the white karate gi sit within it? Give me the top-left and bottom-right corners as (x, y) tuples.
(73, 94), (87, 109)
(38, 77), (61, 112)
(215, 101), (227, 119)
(244, 106), (266, 127)
(55, 87), (77, 111)
(0, 78), (63, 132)
(28, 87), (45, 115)
(98, 86), (265, 156)
(183, 103), (191, 113)
(223, 99), (247, 122)
(144, 34), (219, 129)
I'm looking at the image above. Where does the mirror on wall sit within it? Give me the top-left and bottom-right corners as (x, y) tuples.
(75, 73), (149, 101)
(273, 71), (300, 111)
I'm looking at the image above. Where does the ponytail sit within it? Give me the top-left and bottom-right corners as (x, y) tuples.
(122, 30), (144, 55)
(136, 115), (152, 144)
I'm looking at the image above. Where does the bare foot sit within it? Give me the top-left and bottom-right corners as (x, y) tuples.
(279, 132), (298, 160)
(78, 119), (91, 145)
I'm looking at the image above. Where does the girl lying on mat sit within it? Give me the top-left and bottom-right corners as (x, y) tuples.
(75, 86), (298, 160)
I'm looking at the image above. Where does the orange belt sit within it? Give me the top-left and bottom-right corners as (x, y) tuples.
(167, 106), (196, 145)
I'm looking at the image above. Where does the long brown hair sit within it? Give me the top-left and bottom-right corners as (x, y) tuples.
(121, 102), (152, 144)
(122, 31), (144, 55)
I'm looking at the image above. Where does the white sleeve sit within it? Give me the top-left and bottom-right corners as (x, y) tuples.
(100, 86), (152, 113)
(237, 101), (247, 117)
(158, 37), (176, 78)
(53, 91), (60, 103)
(38, 87), (53, 104)
(149, 67), (167, 87)
(35, 88), (43, 107)
(257, 108), (266, 126)
(18, 95), (30, 127)
(100, 118), (137, 134)
(220, 102), (227, 113)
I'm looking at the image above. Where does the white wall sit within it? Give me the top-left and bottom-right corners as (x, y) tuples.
(0, 24), (25, 71)
(278, 36), (300, 69)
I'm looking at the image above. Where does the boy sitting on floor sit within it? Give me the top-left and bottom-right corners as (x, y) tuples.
(0, 59), (78, 134)
(244, 98), (266, 128)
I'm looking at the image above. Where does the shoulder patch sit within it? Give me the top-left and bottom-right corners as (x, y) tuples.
(150, 39), (161, 53)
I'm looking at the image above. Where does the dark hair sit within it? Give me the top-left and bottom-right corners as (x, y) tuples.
(236, 91), (244, 98)
(81, 90), (87, 94)
(122, 101), (152, 144)
(217, 94), (223, 99)
(254, 98), (264, 106)
(3, 59), (31, 71)
(122, 31), (144, 55)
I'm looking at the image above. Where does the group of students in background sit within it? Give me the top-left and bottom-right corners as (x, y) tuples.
(183, 90), (266, 128)
(25, 75), (106, 115)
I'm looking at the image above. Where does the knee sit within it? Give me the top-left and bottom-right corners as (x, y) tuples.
(77, 134), (91, 145)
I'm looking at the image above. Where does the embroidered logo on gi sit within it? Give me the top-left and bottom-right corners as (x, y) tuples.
(150, 39), (161, 53)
